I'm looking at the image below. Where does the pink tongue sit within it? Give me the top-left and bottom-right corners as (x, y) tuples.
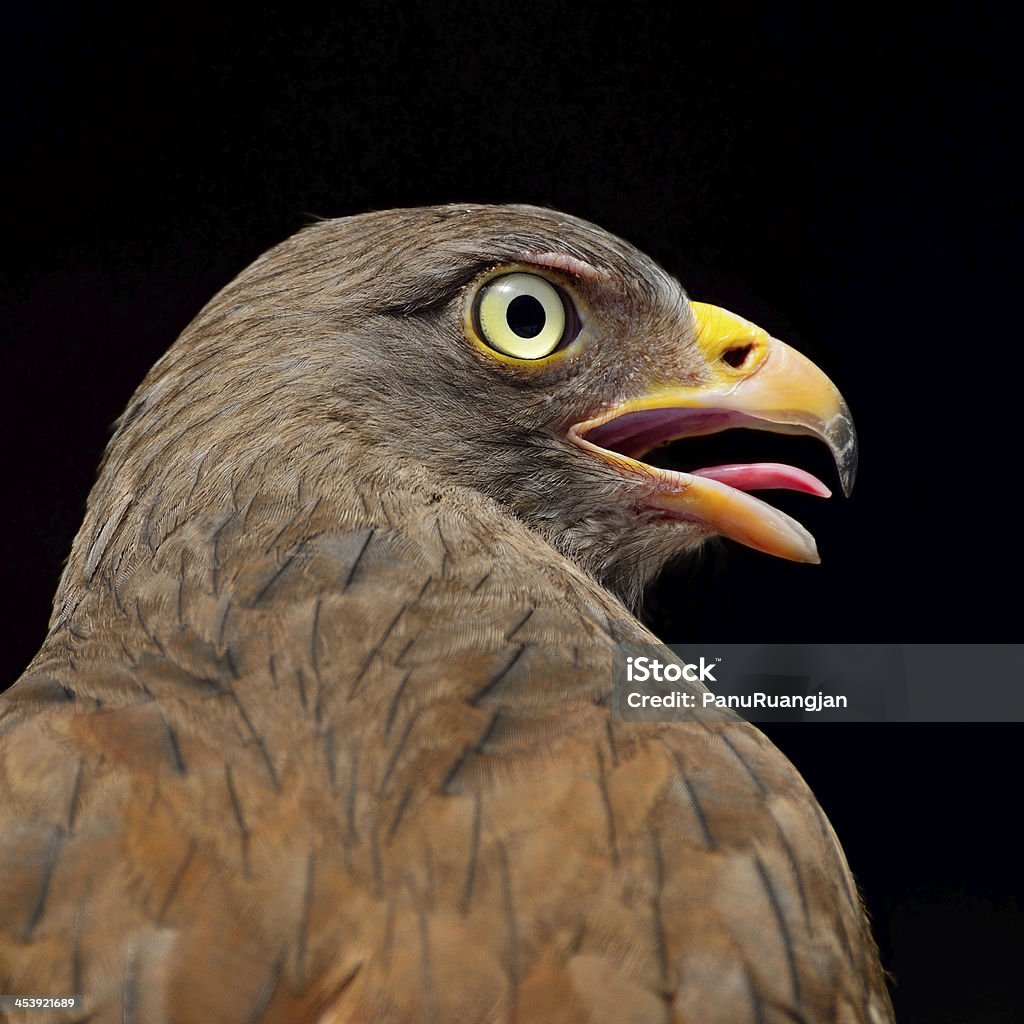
(690, 462), (831, 497)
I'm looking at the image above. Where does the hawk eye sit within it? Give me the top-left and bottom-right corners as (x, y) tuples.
(474, 273), (576, 360)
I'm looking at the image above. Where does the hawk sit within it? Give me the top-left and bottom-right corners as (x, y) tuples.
(0, 205), (890, 1023)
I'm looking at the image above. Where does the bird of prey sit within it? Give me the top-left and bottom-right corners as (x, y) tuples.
(0, 205), (891, 1023)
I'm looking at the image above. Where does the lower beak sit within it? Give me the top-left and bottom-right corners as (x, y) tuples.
(568, 302), (858, 563)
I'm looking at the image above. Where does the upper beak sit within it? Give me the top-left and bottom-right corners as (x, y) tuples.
(568, 302), (858, 563)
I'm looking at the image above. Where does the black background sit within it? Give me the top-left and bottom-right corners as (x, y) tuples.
(3, 5), (1021, 1021)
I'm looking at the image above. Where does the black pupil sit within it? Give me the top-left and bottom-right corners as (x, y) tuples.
(506, 294), (547, 338)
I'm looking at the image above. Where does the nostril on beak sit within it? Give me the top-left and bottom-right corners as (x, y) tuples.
(722, 344), (754, 369)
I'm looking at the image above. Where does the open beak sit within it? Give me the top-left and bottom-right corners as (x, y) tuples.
(567, 302), (857, 563)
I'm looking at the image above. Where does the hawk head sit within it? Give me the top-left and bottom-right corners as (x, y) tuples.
(70, 204), (855, 613)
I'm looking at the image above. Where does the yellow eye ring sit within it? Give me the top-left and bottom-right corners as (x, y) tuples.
(474, 273), (573, 360)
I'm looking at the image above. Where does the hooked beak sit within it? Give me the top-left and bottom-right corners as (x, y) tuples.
(568, 302), (857, 563)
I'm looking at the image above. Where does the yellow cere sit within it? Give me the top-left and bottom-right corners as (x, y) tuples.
(690, 301), (770, 361)
(476, 273), (567, 360)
